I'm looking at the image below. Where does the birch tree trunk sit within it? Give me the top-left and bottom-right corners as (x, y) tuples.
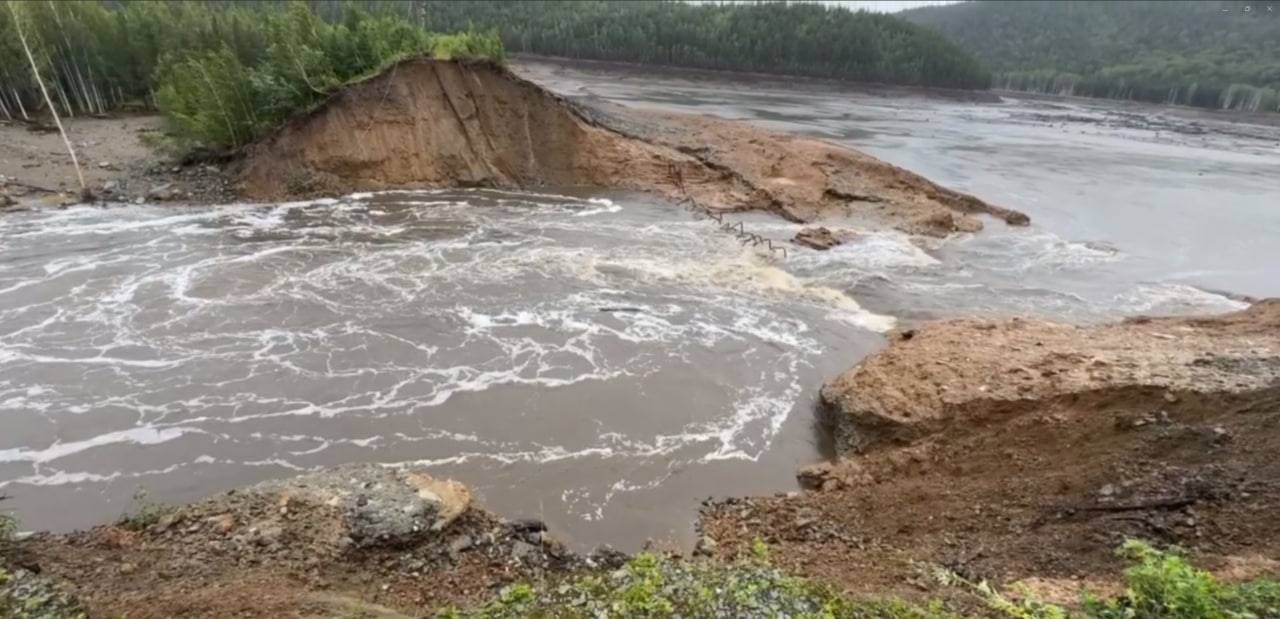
(9, 0), (87, 196)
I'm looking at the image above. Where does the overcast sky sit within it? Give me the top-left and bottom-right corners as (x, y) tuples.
(814, 1), (959, 12)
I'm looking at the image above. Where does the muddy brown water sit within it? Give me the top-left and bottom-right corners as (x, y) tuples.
(2, 61), (1277, 550)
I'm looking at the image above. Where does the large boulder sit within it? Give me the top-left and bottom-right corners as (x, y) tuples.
(248, 463), (472, 548)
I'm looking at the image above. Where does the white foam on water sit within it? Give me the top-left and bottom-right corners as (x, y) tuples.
(1113, 283), (1250, 315)
(0, 426), (198, 464)
(572, 198), (623, 217)
(0, 188), (896, 531)
(948, 229), (1126, 273)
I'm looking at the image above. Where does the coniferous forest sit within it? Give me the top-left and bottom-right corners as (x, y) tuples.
(0, 0), (992, 149)
(0, 1), (502, 147)
(6, 0), (1272, 153)
(406, 0), (992, 90)
(901, 0), (1280, 112)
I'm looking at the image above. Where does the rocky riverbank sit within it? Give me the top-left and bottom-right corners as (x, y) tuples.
(3, 464), (617, 618)
(700, 301), (1280, 606)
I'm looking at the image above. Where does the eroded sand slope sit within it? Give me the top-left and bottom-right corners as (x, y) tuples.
(240, 58), (1025, 237)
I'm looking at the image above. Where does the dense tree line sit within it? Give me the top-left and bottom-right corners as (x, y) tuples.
(0, 1), (502, 147)
(399, 0), (990, 89)
(901, 1), (1280, 112)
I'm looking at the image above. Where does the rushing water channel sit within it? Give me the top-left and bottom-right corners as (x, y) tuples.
(3, 61), (1277, 549)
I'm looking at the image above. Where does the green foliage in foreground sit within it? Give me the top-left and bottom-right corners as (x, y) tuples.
(943, 540), (1280, 619)
(0, 566), (90, 619)
(448, 541), (1280, 619)
(114, 495), (174, 532)
(443, 552), (956, 619)
(1084, 540), (1280, 619)
(0, 1), (502, 148)
(0, 512), (15, 545)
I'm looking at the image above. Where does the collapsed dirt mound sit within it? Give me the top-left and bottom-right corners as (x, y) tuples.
(699, 300), (1280, 606)
(241, 57), (1026, 237)
(240, 58), (755, 206)
(591, 105), (1030, 234)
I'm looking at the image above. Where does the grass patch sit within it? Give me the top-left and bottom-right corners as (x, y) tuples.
(442, 551), (959, 619)
(938, 540), (1280, 619)
(447, 540), (1280, 618)
(115, 491), (175, 532)
(0, 512), (15, 546)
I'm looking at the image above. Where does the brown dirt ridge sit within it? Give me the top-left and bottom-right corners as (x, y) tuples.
(700, 300), (1280, 606)
(9, 464), (604, 618)
(238, 57), (1026, 237)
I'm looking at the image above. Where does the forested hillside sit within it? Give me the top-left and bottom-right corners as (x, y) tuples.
(404, 0), (991, 89)
(902, 1), (1280, 112)
(0, 1), (501, 147)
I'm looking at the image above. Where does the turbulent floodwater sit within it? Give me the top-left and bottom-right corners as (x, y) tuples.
(0, 190), (885, 547)
(3, 62), (1276, 550)
(519, 59), (1280, 306)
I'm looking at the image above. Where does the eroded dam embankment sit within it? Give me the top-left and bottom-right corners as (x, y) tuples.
(240, 58), (1027, 237)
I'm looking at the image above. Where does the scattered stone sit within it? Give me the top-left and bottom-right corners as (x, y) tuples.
(449, 535), (474, 554)
(404, 472), (471, 531)
(825, 185), (886, 203)
(693, 535), (718, 556)
(152, 513), (178, 534)
(209, 513), (235, 535)
(97, 161), (113, 169)
(510, 518), (548, 533)
(252, 524), (284, 547)
(587, 544), (628, 569)
(792, 226), (856, 250)
(248, 464), (472, 550)
(147, 183), (178, 201)
(510, 540), (537, 562)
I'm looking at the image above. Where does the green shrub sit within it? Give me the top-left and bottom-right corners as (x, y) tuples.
(442, 551), (960, 619)
(939, 540), (1280, 619)
(0, 512), (15, 546)
(1083, 540), (1280, 619)
(115, 491), (174, 532)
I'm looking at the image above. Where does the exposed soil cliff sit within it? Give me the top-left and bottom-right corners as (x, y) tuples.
(700, 300), (1280, 605)
(239, 58), (1026, 237)
(822, 300), (1280, 453)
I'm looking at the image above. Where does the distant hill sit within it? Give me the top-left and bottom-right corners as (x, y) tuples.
(901, 1), (1280, 111)
(401, 0), (991, 89)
